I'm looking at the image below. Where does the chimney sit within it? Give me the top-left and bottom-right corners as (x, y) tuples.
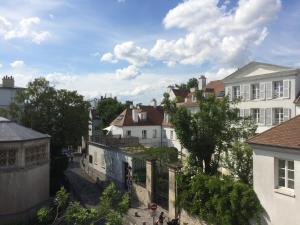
(151, 98), (157, 108)
(2, 76), (15, 88)
(132, 107), (138, 123)
(198, 75), (206, 90)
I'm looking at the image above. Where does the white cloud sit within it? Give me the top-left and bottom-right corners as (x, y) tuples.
(10, 60), (25, 68)
(101, 52), (118, 63)
(149, 0), (281, 67)
(113, 41), (148, 66)
(116, 65), (141, 80)
(0, 63), (2, 68)
(0, 17), (50, 44)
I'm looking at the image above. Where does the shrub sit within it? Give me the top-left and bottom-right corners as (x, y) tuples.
(176, 172), (263, 225)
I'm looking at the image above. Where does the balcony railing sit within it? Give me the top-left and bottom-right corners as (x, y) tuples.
(89, 135), (139, 148)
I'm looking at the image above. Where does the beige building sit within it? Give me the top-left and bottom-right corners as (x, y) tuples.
(0, 117), (50, 225)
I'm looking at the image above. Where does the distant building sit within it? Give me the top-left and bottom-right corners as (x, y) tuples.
(89, 108), (101, 138)
(0, 76), (24, 109)
(0, 117), (50, 225)
(248, 115), (300, 225)
(224, 61), (300, 133)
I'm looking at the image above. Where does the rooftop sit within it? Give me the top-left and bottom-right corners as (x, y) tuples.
(0, 118), (50, 142)
(247, 115), (300, 150)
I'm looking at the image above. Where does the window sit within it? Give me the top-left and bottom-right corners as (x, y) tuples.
(273, 81), (283, 98)
(25, 144), (48, 166)
(0, 149), (17, 168)
(163, 130), (167, 138)
(153, 129), (157, 138)
(142, 130), (147, 139)
(170, 130), (174, 140)
(251, 108), (260, 124)
(251, 84), (260, 100)
(274, 108), (284, 125)
(233, 86), (240, 100)
(126, 130), (131, 137)
(278, 159), (294, 189)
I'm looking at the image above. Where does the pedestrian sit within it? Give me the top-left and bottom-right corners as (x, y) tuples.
(156, 212), (164, 225)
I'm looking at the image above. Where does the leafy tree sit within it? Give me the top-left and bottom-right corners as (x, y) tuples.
(164, 90), (256, 175)
(222, 141), (253, 184)
(175, 78), (199, 90)
(96, 97), (125, 131)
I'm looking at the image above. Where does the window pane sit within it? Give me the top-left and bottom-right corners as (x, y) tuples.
(278, 178), (285, 187)
(288, 161), (294, 170)
(288, 180), (294, 189)
(279, 169), (285, 178)
(288, 170), (294, 180)
(278, 160), (285, 169)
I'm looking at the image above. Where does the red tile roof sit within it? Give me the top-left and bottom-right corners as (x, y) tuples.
(172, 89), (190, 98)
(247, 115), (300, 150)
(110, 106), (164, 126)
(204, 80), (224, 97)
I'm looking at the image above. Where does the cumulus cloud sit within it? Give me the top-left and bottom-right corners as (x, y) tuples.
(10, 60), (25, 68)
(101, 52), (118, 63)
(116, 65), (141, 80)
(150, 0), (281, 67)
(0, 17), (50, 44)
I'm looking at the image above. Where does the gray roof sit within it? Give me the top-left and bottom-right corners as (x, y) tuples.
(0, 118), (50, 142)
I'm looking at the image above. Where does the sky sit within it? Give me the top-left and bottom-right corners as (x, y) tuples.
(0, 0), (300, 104)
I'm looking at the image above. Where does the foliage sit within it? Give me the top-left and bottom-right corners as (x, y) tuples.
(37, 183), (129, 225)
(175, 77), (199, 90)
(164, 90), (256, 175)
(10, 78), (89, 151)
(222, 141), (253, 184)
(96, 97), (125, 131)
(176, 172), (263, 225)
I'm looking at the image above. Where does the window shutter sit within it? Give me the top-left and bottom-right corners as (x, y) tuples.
(226, 86), (232, 101)
(240, 109), (244, 118)
(283, 80), (290, 99)
(244, 109), (250, 117)
(266, 82), (272, 99)
(240, 85), (244, 101)
(265, 108), (272, 126)
(283, 108), (290, 121)
(244, 84), (250, 101)
(260, 83), (265, 100)
(259, 108), (265, 125)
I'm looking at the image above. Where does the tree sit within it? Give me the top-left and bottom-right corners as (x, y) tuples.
(175, 78), (199, 90)
(164, 90), (256, 175)
(96, 97), (125, 130)
(13, 78), (89, 151)
(222, 141), (253, 184)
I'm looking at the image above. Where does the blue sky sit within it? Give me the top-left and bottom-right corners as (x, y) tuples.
(0, 0), (300, 103)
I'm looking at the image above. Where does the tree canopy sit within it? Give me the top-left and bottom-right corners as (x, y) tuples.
(175, 77), (199, 90)
(164, 90), (256, 175)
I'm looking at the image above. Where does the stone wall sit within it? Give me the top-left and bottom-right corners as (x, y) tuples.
(131, 183), (148, 207)
(179, 209), (207, 225)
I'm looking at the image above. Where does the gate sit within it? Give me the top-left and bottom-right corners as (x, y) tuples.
(154, 161), (169, 210)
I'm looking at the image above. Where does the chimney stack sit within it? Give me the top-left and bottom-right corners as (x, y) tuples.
(151, 98), (157, 108)
(2, 76), (15, 88)
(198, 75), (206, 90)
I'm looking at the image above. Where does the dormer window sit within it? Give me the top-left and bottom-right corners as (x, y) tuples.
(139, 112), (147, 121)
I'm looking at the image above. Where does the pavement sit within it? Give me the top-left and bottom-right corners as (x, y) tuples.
(65, 157), (170, 225)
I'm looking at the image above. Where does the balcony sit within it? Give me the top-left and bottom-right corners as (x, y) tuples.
(89, 135), (139, 148)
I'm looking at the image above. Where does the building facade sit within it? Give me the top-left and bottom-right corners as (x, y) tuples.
(0, 76), (24, 109)
(0, 117), (50, 225)
(224, 62), (300, 133)
(248, 115), (300, 225)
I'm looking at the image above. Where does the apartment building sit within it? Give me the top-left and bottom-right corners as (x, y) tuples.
(224, 61), (300, 133)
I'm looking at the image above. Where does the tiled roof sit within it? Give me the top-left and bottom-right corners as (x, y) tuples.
(204, 80), (224, 97)
(110, 106), (164, 126)
(171, 89), (190, 98)
(0, 118), (50, 142)
(247, 115), (300, 150)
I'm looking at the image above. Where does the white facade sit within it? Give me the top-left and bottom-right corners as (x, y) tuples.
(0, 76), (23, 109)
(252, 144), (300, 225)
(224, 62), (300, 133)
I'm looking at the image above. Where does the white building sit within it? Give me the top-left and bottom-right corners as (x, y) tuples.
(88, 108), (101, 138)
(248, 115), (300, 225)
(224, 61), (300, 133)
(0, 76), (24, 109)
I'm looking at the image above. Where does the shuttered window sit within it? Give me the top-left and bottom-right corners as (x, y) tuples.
(273, 81), (284, 98)
(283, 80), (290, 98)
(226, 86), (232, 101)
(274, 108), (284, 125)
(259, 108), (265, 125)
(244, 84), (250, 101)
(251, 84), (260, 100)
(266, 82), (272, 99)
(251, 108), (260, 124)
(265, 108), (272, 126)
(260, 83), (265, 100)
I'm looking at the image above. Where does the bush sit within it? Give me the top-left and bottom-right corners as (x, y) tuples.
(176, 172), (263, 225)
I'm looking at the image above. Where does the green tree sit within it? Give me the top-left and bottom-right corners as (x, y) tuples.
(96, 97), (125, 130)
(186, 77), (199, 89)
(164, 91), (256, 175)
(222, 141), (253, 184)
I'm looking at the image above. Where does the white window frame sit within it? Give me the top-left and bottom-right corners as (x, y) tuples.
(251, 108), (260, 124)
(233, 86), (240, 100)
(277, 159), (294, 190)
(273, 80), (284, 98)
(142, 130), (147, 139)
(251, 83), (260, 100)
(153, 129), (157, 138)
(274, 108), (284, 125)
